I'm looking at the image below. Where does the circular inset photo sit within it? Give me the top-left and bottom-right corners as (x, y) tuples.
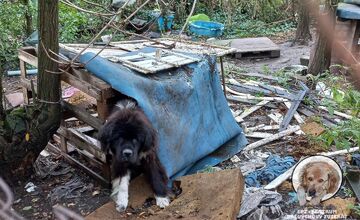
(292, 155), (342, 206)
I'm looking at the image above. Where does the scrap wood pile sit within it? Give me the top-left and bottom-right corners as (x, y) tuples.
(222, 64), (360, 219)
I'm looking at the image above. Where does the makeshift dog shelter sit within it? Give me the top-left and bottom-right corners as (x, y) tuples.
(19, 39), (247, 183)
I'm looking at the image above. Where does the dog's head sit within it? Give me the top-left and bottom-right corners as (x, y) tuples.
(98, 110), (155, 164)
(300, 162), (339, 198)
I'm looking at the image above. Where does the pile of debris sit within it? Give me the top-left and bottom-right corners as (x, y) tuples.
(223, 63), (360, 219)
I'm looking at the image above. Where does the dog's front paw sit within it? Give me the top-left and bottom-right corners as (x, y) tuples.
(115, 192), (128, 212)
(155, 196), (170, 208)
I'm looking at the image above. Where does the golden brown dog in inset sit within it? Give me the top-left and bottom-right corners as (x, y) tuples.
(297, 162), (340, 206)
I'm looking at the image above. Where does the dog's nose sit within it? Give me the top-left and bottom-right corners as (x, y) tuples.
(309, 189), (316, 197)
(122, 149), (133, 157)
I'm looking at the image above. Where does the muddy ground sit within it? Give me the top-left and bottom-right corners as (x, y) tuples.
(2, 32), (358, 219)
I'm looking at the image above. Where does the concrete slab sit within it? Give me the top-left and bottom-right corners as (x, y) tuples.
(86, 169), (244, 220)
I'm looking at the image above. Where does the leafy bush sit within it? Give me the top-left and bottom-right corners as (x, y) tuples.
(196, 3), (295, 38)
(0, 1), (34, 70)
(59, 2), (106, 43)
(317, 119), (360, 150)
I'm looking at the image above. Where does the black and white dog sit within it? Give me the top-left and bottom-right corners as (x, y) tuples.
(98, 99), (170, 212)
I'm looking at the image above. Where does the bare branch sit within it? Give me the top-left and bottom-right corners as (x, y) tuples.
(179, 0), (197, 36)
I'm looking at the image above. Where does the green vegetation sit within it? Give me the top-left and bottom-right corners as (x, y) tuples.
(0, 1), (35, 70)
(317, 119), (360, 150)
(194, 2), (296, 38)
(343, 187), (354, 197)
(0, 0), (297, 71)
(348, 204), (360, 216)
(311, 72), (360, 150)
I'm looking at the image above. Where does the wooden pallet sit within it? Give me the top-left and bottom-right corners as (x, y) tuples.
(230, 37), (280, 59)
(19, 47), (121, 186)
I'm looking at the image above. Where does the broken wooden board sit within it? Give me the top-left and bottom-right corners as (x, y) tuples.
(86, 169), (244, 220)
(111, 38), (236, 57)
(230, 37), (280, 59)
(109, 50), (200, 74)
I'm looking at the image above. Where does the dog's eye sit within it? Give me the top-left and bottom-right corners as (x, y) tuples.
(318, 179), (324, 183)
(308, 177), (313, 181)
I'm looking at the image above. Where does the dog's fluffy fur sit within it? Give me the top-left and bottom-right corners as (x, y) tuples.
(98, 99), (170, 212)
(297, 161), (340, 206)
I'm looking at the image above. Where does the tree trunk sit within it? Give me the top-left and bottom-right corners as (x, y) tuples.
(308, 0), (336, 75)
(0, 0), (60, 184)
(294, 0), (312, 44)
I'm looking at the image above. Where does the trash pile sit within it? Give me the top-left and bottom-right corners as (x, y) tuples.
(221, 62), (360, 219)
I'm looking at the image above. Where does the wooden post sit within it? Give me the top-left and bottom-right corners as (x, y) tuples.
(20, 60), (31, 104)
(220, 57), (227, 98)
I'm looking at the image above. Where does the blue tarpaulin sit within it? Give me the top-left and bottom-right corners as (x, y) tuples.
(80, 49), (247, 179)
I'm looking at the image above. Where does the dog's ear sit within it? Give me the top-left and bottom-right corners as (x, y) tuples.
(300, 167), (308, 189)
(142, 127), (156, 151)
(98, 121), (116, 153)
(327, 169), (339, 194)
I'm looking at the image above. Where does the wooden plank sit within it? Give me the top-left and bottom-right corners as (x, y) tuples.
(235, 100), (269, 122)
(60, 70), (102, 101)
(280, 83), (309, 131)
(245, 132), (273, 139)
(318, 106), (354, 120)
(243, 126), (301, 151)
(112, 38), (235, 56)
(71, 68), (110, 90)
(97, 99), (112, 120)
(18, 48), (38, 67)
(20, 60), (32, 104)
(137, 59), (172, 70)
(58, 127), (106, 163)
(114, 53), (197, 74)
(284, 101), (304, 124)
(268, 112), (284, 124)
(138, 53), (187, 67)
(70, 68), (116, 100)
(62, 101), (103, 130)
(47, 142), (110, 186)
